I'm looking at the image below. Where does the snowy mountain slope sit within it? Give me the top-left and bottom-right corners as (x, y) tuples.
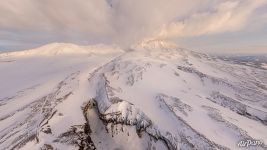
(0, 41), (266, 150)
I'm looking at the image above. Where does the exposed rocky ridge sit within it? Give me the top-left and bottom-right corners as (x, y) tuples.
(0, 71), (80, 149)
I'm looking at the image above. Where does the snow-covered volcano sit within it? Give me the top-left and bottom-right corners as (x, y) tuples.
(0, 41), (267, 150)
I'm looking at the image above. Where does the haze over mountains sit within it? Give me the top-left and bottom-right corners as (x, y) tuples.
(0, 41), (266, 150)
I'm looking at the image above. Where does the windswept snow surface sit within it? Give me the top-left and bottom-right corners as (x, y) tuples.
(0, 41), (267, 150)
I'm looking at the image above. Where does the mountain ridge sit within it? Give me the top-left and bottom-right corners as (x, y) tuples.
(0, 43), (267, 150)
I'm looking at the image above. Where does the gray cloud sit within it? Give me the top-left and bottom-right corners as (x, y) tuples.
(0, 0), (212, 44)
(0, 0), (267, 52)
(155, 0), (267, 39)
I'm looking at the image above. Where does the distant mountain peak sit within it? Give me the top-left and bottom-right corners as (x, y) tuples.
(133, 39), (178, 50)
(0, 42), (123, 57)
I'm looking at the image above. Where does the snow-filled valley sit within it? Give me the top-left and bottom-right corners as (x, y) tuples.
(0, 41), (267, 150)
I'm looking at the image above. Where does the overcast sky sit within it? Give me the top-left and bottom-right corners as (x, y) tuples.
(0, 0), (267, 54)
